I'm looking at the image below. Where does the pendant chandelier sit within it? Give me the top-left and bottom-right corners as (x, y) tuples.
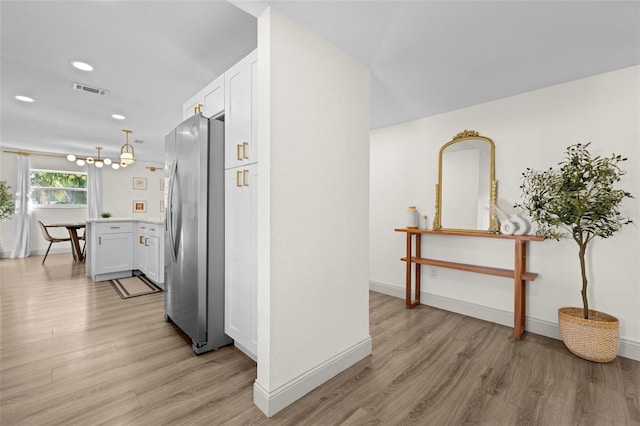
(120, 129), (135, 165)
(67, 146), (124, 169)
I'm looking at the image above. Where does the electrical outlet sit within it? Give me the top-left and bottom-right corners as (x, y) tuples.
(430, 267), (437, 279)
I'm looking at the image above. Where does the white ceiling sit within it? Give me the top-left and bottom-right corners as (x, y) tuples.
(0, 1), (257, 165)
(2, 1), (639, 164)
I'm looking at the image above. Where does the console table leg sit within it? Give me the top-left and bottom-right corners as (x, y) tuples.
(414, 234), (421, 306)
(404, 232), (420, 309)
(405, 232), (413, 308)
(514, 240), (527, 340)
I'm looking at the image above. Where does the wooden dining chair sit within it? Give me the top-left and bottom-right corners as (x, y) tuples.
(80, 227), (86, 260)
(37, 221), (72, 265)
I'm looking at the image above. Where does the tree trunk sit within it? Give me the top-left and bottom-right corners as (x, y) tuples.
(579, 243), (589, 319)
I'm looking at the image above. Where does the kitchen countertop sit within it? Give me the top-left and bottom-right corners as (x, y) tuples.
(86, 218), (164, 225)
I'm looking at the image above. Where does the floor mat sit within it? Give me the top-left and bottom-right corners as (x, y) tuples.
(109, 275), (162, 299)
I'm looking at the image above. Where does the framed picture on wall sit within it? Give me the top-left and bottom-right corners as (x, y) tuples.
(133, 200), (147, 213)
(133, 177), (147, 190)
(160, 200), (165, 212)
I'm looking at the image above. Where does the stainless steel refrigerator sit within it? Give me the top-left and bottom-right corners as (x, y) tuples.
(164, 113), (232, 354)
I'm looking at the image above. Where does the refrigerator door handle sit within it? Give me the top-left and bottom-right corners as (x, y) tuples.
(167, 160), (179, 262)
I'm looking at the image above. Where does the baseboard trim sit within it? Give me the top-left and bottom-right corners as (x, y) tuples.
(93, 271), (133, 283)
(253, 336), (372, 417)
(0, 247), (73, 259)
(369, 280), (639, 361)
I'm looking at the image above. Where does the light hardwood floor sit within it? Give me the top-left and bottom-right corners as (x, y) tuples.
(1, 254), (639, 425)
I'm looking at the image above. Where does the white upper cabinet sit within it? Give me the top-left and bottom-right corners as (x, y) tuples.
(183, 92), (201, 121)
(224, 50), (258, 169)
(201, 76), (225, 118)
(182, 74), (225, 120)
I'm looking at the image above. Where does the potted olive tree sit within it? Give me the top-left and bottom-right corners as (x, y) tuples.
(517, 143), (633, 362)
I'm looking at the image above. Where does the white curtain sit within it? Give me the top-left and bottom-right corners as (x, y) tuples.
(87, 165), (103, 219)
(10, 154), (31, 258)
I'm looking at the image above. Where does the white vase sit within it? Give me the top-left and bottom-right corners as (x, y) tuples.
(407, 206), (418, 228)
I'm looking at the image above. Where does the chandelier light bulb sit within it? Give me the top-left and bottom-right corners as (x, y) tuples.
(67, 145), (122, 170)
(120, 153), (134, 164)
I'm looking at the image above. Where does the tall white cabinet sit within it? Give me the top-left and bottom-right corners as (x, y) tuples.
(183, 49), (258, 360)
(224, 50), (258, 360)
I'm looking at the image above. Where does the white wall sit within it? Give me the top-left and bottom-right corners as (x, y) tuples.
(102, 162), (165, 221)
(255, 7), (372, 416)
(370, 65), (640, 360)
(0, 150), (164, 257)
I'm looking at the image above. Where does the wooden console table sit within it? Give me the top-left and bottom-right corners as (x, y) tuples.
(395, 228), (544, 340)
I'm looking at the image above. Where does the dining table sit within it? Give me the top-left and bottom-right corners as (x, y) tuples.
(48, 222), (86, 262)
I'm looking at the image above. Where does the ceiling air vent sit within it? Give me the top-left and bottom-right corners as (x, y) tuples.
(72, 82), (109, 96)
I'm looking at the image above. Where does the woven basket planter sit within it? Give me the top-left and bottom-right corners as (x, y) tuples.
(558, 307), (619, 363)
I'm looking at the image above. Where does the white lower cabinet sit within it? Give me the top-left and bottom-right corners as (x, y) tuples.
(89, 222), (134, 281)
(87, 220), (164, 285)
(144, 235), (160, 283)
(136, 222), (164, 288)
(225, 164), (258, 359)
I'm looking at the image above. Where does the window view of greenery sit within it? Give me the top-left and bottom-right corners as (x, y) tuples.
(30, 169), (87, 206)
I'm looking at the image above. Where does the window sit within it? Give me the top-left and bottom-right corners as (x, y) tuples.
(30, 169), (87, 207)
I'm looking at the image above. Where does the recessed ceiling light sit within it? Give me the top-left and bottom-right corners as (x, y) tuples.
(72, 61), (93, 71)
(15, 95), (35, 102)
(112, 114), (126, 120)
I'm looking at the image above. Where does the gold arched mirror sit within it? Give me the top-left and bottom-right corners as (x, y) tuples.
(433, 130), (499, 233)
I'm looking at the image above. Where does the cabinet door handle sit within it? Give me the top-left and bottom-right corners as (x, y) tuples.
(237, 144), (243, 161)
(139, 236), (145, 244)
(243, 169), (249, 187)
(110, 226), (120, 229)
(99, 236), (102, 245)
(242, 142), (249, 160)
(145, 238), (149, 247)
(236, 170), (243, 187)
